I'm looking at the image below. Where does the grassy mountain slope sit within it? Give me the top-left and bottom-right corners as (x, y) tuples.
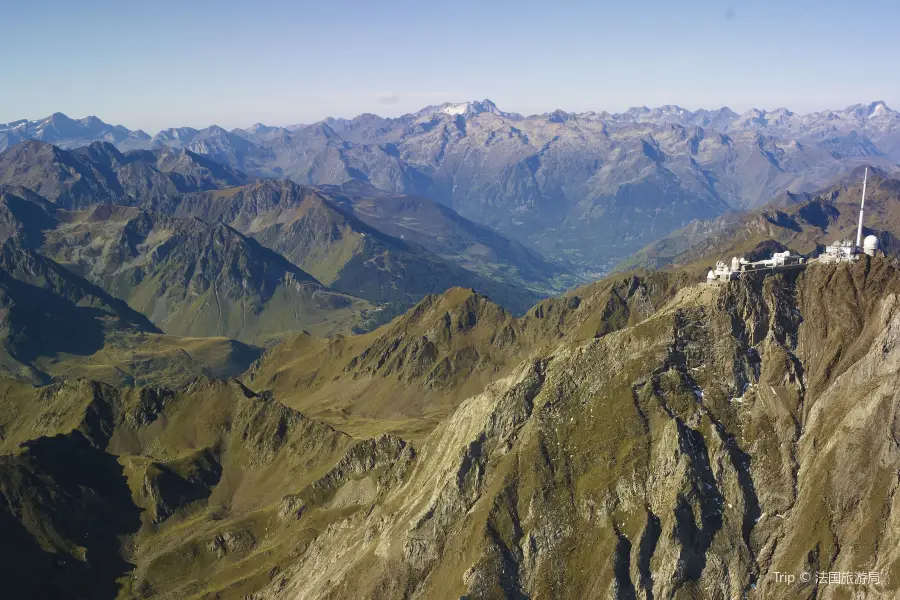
(247, 270), (691, 440)
(0, 377), (359, 598)
(0, 237), (260, 386)
(157, 180), (544, 315)
(39, 205), (375, 342)
(0, 237), (157, 382)
(4, 259), (900, 598)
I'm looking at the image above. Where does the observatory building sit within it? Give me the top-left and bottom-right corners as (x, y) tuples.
(863, 234), (881, 256)
(707, 251), (805, 282)
(707, 167), (881, 282)
(818, 167), (881, 263)
(818, 240), (859, 264)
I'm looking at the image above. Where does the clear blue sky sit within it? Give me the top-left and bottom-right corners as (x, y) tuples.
(2, 0), (897, 132)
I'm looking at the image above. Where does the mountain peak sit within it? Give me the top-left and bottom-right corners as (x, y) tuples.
(72, 140), (126, 167)
(438, 99), (506, 118)
(13, 139), (58, 154)
(713, 106), (738, 117)
(867, 100), (892, 116)
(0, 113), (142, 148)
(844, 163), (892, 183)
(842, 101), (896, 119)
(46, 112), (73, 123)
(245, 123), (282, 134)
(548, 109), (573, 123)
(78, 115), (107, 128)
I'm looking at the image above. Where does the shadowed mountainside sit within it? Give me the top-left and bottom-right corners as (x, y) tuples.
(0, 235), (262, 387)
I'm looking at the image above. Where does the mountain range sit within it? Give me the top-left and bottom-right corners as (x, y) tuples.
(0, 140), (248, 209)
(0, 140), (576, 353)
(6, 101), (900, 599)
(4, 101), (900, 271)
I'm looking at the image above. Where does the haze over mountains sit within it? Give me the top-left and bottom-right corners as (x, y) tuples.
(4, 100), (900, 271)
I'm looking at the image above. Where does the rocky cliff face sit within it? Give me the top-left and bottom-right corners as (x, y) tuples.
(2, 259), (900, 599)
(246, 258), (900, 600)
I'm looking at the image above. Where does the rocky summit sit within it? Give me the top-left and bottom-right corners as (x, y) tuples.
(2, 255), (900, 599)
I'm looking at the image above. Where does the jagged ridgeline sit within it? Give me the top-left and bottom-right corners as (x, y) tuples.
(2, 258), (900, 598)
(6, 102), (900, 271)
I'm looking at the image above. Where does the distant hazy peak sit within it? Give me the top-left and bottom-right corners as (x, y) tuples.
(441, 98), (496, 114)
(4, 101), (898, 143)
(626, 104), (690, 115)
(844, 100), (893, 118)
(412, 99), (519, 120)
(0, 113), (150, 148)
(154, 126), (200, 140)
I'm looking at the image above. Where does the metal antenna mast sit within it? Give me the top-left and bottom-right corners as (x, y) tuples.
(856, 167), (868, 248)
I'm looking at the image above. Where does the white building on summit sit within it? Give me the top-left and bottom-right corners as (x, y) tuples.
(707, 251), (805, 282)
(818, 240), (859, 264)
(708, 167), (880, 282)
(819, 167), (881, 263)
(864, 234), (881, 256)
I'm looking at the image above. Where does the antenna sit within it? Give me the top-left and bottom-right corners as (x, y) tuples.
(856, 166), (868, 248)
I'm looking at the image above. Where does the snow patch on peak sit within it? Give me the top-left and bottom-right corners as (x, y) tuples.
(868, 101), (890, 116)
(437, 99), (505, 118)
(442, 103), (469, 116)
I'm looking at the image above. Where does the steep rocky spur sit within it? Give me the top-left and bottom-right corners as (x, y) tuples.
(247, 258), (900, 599)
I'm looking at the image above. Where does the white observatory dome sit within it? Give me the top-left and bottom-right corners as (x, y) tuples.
(863, 235), (880, 255)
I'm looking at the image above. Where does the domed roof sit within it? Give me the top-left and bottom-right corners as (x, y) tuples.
(863, 235), (880, 250)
